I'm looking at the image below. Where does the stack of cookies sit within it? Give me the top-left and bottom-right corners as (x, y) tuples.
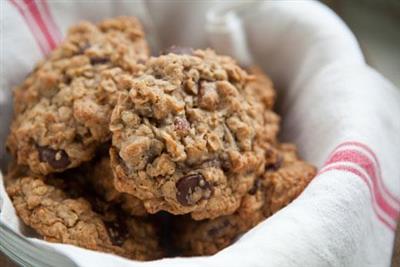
(4, 17), (316, 260)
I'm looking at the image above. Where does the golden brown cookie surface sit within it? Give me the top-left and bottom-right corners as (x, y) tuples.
(7, 17), (149, 175)
(6, 172), (164, 260)
(172, 143), (316, 256)
(110, 50), (279, 220)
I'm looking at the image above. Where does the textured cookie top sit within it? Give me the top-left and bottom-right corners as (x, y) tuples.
(6, 174), (163, 260)
(7, 17), (148, 175)
(110, 49), (278, 219)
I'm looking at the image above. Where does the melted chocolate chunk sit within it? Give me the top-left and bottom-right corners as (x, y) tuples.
(89, 197), (108, 214)
(63, 75), (72, 85)
(221, 157), (232, 172)
(248, 179), (261, 195)
(265, 155), (283, 172)
(154, 73), (163, 79)
(38, 146), (70, 169)
(90, 57), (109, 65)
(104, 218), (129, 246)
(73, 134), (83, 143)
(176, 174), (212, 206)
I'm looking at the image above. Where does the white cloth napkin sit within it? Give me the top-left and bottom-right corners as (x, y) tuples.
(1, 1), (399, 266)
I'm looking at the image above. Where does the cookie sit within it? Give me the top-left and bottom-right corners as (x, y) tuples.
(172, 143), (316, 256)
(244, 66), (276, 110)
(87, 156), (148, 216)
(109, 49), (279, 220)
(244, 66), (280, 145)
(7, 17), (149, 175)
(6, 172), (164, 260)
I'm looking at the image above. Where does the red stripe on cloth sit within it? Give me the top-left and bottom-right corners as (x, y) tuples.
(39, 0), (62, 44)
(336, 141), (400, 205)
(23, 0), (58, 50)
(9, 0), (49, 54)
(326, 149), (399, 220)
(319, 165), (396, 231)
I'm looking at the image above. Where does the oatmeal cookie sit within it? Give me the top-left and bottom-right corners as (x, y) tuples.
(7, 17), (149, 175)
(245, 66), (276, 110)
(244, 66), (280, 146)
(173, 143), (316, 256)
(110, 49), (279, 219)
(6, 174), (163, 260)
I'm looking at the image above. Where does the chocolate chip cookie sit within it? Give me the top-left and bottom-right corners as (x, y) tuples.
(172, 143), (316, 256)
(6, 173), (164, 260)
(244, 66), (280, 145)
(7, 17), (149, 175)
(109, 49), (279, 220)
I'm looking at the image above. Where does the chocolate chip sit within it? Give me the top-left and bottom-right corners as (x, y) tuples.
(73, 134), (83, 143)
(63, 75), (72, 85)
(176, 174), (212, 206)
(104, 218), (129, 246)
(90, 57), (109, 65)
(207, 227), (219, 237)
(89, 197), (108, 214)
(160, 46), (194, 56)
(174, 117), (190, 134)
(265, 155), (283, 172)
(220, 156), (232, 172)
(248, 179), (261, 195)
(38, 146), (70, 169)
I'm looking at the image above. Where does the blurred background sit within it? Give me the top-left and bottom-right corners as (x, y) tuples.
(323, 0), (400, 88)
(321, 1), (400, 266)
(1, 0), (399, 266)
